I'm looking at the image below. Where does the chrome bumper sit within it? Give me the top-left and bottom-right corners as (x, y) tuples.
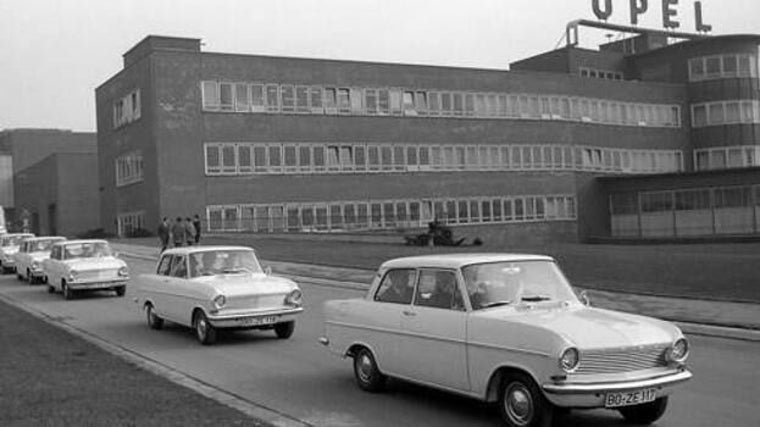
(208, 307), (304, 328)
(542, 369), (692, 408)
(68, 280), (128, 290)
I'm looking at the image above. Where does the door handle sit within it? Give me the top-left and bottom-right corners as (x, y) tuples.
(402, 310), (416, 317)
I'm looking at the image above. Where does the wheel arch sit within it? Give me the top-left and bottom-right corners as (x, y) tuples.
(485, 365), (544, 403)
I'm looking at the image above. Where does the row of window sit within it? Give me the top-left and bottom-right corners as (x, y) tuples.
(691, 100), (760, 128)
(113, 90), (141, 129)
(117, 211), (146, 237)
(200, 81), (682, 128)
(611, 185), (760, 215)
(579, 67), (624, 81)
(688, 53), (759, 82)
(206, 194), (577, 232)
(115, 151), (144, 187)
(204, 142), (684, 176)
(694, 145), (760, 171)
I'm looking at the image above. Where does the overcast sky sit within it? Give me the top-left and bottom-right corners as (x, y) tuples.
(1, 0), (758, 132)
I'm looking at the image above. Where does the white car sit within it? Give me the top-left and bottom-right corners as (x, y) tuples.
(0, 233), (35, 274)
(14, 236), (67, 284)
(321, 254), (692, 427)
(43, 240), (129, 300)
(135, 245), (303, 345)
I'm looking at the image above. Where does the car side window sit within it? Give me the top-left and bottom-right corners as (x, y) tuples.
(414, 269), (465, 311)
(169, 255), (188, 278)
(157, 255), (172, 276)
(50, 246), (60, 260)
(374, 269), (416, 304)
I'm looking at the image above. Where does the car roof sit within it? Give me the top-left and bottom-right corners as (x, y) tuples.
(53, 239), (108, 246)
(380, 253), (555, 269)
(160, 245), (255, 256)
(24, 236), (66, 242)
(3, 233), (35, 238)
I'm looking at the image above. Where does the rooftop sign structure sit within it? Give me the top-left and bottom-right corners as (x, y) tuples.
(591, 0), (713, 32)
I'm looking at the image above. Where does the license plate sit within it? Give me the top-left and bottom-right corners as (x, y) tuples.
(605, 388), (657, 408)
(240, 315), (278, 326)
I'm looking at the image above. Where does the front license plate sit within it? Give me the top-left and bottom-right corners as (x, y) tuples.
(240, 315), (278, 326)
(605, 388), (657, 408)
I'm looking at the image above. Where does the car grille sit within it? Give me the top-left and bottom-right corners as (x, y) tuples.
(226, 294), (286, 311)
(576, 344), (669, 375)
(78, 269), (119, 281)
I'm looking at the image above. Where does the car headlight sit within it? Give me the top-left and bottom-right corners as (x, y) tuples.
(118, 266), (129, 277)
(31, 261), (40, 270)
(667, 338), (689, 363)
(285, 289), (303, 307)
(68, 270), (79, 281)
(213, 294), (226, 309)
(559, 347), (580, 373)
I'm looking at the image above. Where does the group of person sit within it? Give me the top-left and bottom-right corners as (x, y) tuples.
(157, 215), (202, 252)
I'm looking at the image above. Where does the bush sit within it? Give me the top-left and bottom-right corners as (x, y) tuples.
(76, 228), (117, 239)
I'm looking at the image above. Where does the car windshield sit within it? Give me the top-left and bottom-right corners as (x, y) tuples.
(461, 260), (578, 310)
(31, 239), (61, 252)
(188, 250), (262, 277)
(2, 236), (25, 246)
(63, 242), (112, 259)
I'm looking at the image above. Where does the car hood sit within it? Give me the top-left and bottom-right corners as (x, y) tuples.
(65, 257), (125, 270)
(1, 246), (20, 255)
(194, 273), (298, 297)
(29, 252), (51, 262)
(474, 304), (680, 350)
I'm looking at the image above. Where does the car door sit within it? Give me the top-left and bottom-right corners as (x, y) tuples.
(363, 268), (417, 376)
(396, 268), (470, 392)
(162, 255), (193, 325)
(147, 254), (174, 318)
(43, 246), (61, 289)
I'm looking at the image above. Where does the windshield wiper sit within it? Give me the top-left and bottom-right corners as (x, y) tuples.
(481, 300), (514, 309)
(222, 267), (254, 274)
(521, 295), (552, 302)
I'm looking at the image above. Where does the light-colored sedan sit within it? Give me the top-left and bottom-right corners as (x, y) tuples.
(0, 233), (35, 274)
(14, 236), (67, 284)
(321, 254), (692, 427)
(135, 245), (303, 345)
(43, 240), (129, 300)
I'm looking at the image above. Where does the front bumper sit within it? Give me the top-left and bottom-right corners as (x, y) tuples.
(542, 368), (692, 408)
(67, 279), (128, 291)
(208, 307), (304, 328)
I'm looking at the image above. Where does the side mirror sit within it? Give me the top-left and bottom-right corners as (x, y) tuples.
(264, 266), (272, 275)
(579, 290), (591, 307)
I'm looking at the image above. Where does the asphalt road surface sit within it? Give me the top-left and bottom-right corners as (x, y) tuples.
(0, 257), (757, 427)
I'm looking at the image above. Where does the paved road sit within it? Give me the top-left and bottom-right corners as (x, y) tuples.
(0, 258), (757, 427)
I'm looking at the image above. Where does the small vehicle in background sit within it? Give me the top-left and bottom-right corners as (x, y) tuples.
(135, 245), (303, 345)
(321, 254), (692, 427)
(42, 240), (129, 300)
(0, 233), (35, 274)
(14, 236), (67, 284)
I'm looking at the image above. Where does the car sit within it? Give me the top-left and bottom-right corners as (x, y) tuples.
(42, 240), (129, 299)
(135, 245), (303, 345)
(14, 236), (67, 284)
(320, 254), (692, 427)
(0, 233), (35, 274)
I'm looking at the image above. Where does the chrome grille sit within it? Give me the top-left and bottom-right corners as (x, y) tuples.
(576, 344), (669, 375)
(78, 269), (118, 281)
(227, 294), (285, 310)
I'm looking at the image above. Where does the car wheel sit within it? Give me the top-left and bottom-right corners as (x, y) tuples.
(62, 281), (75, 300)
(618, 396), (668, 425)
(17, 272), (23, 281)
(498, 372), (554, 427)
(27, 270), (35, 285)
(353, 347), (386, 392)
(193, 310), (217, 345)
(145, 304), (164, 330)
(115, 286), (126, 297)
(274, 321), (295, 339)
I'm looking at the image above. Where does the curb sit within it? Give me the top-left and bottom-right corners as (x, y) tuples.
(118, 250), (760, 343)
(0, 292), (313, 427)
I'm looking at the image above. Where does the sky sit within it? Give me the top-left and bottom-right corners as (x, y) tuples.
(1, 0), (758, 132)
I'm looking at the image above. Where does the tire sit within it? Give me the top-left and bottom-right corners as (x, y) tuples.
(618, 397), (668, 425)
(193, 310), (217, 345)
(17, 272), (23, 281)
(27, 270), (36, 285)
(498, 372), (554, 427)
(47, 284), (55, 293)
(274, 321), (295, 339)
(115, 286), (126, 297)
(62, 281), (75, 300)
(145, 304), (164, 330)
(352, 347), (386, 392)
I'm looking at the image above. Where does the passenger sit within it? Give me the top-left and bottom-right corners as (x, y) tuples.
(157, 217), (171, 253)
(192, 214), (202, 244)
(185, 217), (196, 246)
(171, 217), (186, 248)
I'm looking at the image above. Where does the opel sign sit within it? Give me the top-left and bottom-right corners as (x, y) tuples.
(592, 0), (712, 32)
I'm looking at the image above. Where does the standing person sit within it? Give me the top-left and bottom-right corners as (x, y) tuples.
(157, 217), (171, 253)
(192, 214), (202, 244)
(184, 217), (196, 246)
(171, 217), (186, 248)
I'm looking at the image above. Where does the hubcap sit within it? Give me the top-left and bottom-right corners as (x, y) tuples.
(504, 383), (534, 426)
(197, 316), (207, 339)
(147, 307), (154, 324)
(357, 353), (373, 383)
